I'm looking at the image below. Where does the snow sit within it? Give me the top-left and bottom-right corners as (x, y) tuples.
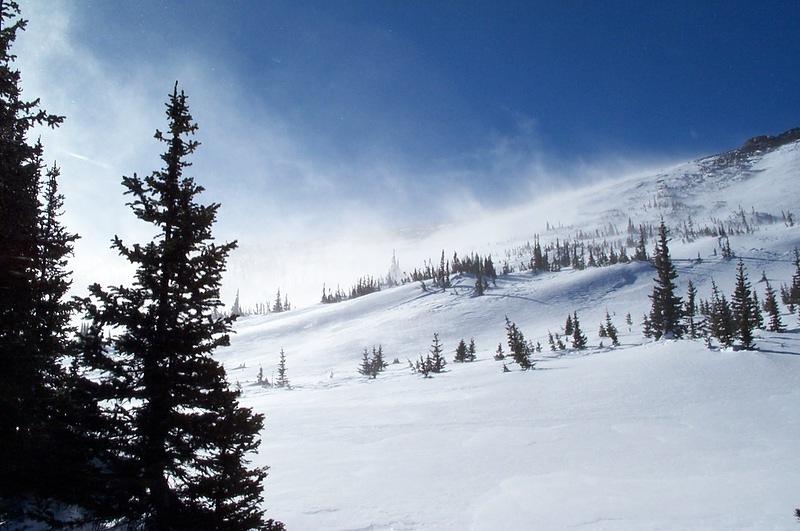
(222, 140), (800, 529)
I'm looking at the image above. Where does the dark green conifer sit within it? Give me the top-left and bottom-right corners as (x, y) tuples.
(564, 314), (574, 335)
(505, 317), (534, 370)
(494, 343), (505, 360)
(0, 3), (91, 523)
(571, 311), (588, 350)
(429, 333), (446, 372)
(604, 311), (619, 347)
(763, 281), (784, 332)
(684, 280), (698, 339)
(648, 221), (683, 339)
(731, 260), (756, 350)
(78, 85), (276, 528)
(454, 339), (468, 363)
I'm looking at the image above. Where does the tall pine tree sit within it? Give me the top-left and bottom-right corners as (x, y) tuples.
(648, 220), (683, 339)
(731, 260), (756, 350)
(0, 2), (90, 524)
(79, 84), (276, 529)
(763, 280), (784, 332)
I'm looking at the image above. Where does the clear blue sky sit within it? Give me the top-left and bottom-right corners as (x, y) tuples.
(75, 0), (800, 164)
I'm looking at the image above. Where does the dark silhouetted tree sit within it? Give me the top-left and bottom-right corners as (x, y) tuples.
(78, 85), (276, 529)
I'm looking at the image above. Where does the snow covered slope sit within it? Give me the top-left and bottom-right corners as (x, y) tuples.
(226, 135), (800, 529)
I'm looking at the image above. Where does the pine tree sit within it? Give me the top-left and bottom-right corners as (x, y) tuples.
(78, 85), (275, 528)
(467, 338), (477, 361)
(231, 289), (242, 316)
(564, 314), (574, 335)
(648, 221), (683, 339)
(555, 333), (566, 351)
(642, 314), (653, 338)
(709, 280), (735, 348)
(604, 311), (619, 347)
(454, 339), (468, 362)
(494, 343), (505, 360)
(789, 248), (800, 307)
(731, 260), (755, 350)
(429, 333), (446, 372)
(598, 323), (607, 337)
(763, 281), (785, 332)
(372, 345), (386, 372)
(474, 275), (485, 296)
(634, 225), (648, 261)
(276, 348), (289, 387)
(571, 311), (587, 350)
(750, 289), (763, 329)
(684, 280), (698, 339)
(272, 289), (283, 313)
(0, 3), (95, 523)
(505, 317), (534, 369)
(625, 312), (633, 332)
(358, 348), (374, 377)
(547, 331), (557, 352)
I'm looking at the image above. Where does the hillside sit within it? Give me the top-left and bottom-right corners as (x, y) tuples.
(227, 136), (800, 529)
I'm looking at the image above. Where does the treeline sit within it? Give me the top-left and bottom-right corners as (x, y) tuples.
(231, 287), (293, 316)
(0, 6), (281, 529)
(357, 222), (800, 385)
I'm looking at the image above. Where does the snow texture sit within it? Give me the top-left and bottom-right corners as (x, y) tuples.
(224, 140), (800, 529)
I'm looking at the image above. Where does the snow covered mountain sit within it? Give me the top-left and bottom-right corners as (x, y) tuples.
(227, 132), (800, 529)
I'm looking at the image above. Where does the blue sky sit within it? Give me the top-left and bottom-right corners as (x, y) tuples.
(76, 0), (800, 163)
(16, 0), (800, 305)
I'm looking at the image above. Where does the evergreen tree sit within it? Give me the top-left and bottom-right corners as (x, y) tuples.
(272, 289), (283, 313)
(429, 333), (446, 372)
(642, 314), (653, 339)
(372, 345), (386, 372)
(414, 354), (432, 378)
(0, 3), (94, 523)
(78, 85), (275, 528)
(709, 280), (735, 348)
(564, 314), (574, 335)
(750, 289), (763, 329)
(474, 274), (485, 296)
(731, 260), (756, 350)
(231, 288), (242, 317)
(494, 343), (505, 360)
(598, 323), (607, 337)
(789, 248), (800, 307)
(683, 280), (698, 339)
(648, 221), (683, 339)
(466, 338), (477, 361)
(454, 339), (468, 362)
(633, 225), (648, 261)
(505, 317), (534, 369)
(555, 333), (566, 351)
(625, 312), (633, 332)
(763, 281), (784, 332)
(547, 331), (557, 352)
(604, 311), (619, 347)
(358, 348), (374, 377)
(571, 311), (587, 350)
(276, 348), (289, 387)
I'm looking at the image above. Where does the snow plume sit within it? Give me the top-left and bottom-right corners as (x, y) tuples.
(15, 1), (682, 310)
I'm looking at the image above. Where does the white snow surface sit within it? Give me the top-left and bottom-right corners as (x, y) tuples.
(223, 140), (800, 530)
